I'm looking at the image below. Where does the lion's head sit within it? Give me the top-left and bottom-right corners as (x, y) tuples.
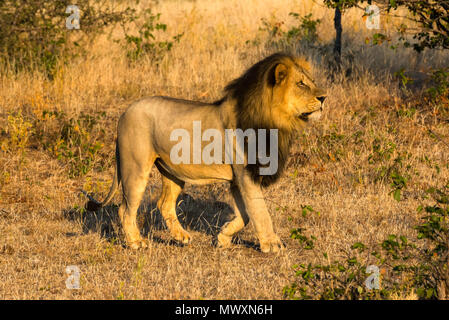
(223, 52), (327, 186)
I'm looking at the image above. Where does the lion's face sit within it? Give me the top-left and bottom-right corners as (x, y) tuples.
(225, 53), (327, 186)
(272, 59), (327, 126)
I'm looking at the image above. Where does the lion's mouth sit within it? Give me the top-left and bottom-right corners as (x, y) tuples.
(298, 111), (315, 121)
(298, 108), (322, 122)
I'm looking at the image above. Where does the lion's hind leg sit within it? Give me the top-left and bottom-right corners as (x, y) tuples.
(118, 166), (153, 249)
(117, 152), (156, 250)
(157, 175), (191, 244)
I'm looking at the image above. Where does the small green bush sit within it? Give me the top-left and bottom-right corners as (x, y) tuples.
(32, 110), (107, 178)
(428, 68), (449, 101)
(284, 185), (449, 300)
(259, 12), (321, 50)
(0, 111), (34, 155)
(119, 8), (183, 62)
(0, 1), (178, 75)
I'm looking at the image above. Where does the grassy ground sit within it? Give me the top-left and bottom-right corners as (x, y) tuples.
(0, 0), (448, 299)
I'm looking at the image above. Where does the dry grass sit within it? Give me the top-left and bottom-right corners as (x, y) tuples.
(0, 0), (448, 299)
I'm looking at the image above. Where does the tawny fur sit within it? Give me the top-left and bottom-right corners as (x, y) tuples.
(85, 52), (327, 253)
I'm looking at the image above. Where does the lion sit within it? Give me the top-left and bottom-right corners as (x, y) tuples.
(86, 52), (327, 253)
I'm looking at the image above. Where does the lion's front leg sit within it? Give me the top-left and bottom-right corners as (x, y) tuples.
(217, 183), (249, 248)
(230, 167), (284, 253)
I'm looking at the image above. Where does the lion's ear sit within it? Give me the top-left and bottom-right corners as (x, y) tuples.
(274, 63), (288, 85)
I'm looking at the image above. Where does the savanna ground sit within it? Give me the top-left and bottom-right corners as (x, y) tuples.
(0, 0), (448, 299)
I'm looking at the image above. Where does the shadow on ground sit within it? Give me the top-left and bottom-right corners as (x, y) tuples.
(63, 193), (258, 250)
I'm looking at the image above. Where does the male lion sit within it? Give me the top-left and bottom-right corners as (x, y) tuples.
(86, 52), (326, 253)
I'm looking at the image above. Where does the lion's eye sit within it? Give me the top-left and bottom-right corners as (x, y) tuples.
(296, 81), (307, 88)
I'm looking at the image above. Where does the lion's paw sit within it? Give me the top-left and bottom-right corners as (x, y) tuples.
(216, 233), (232, 248)
(171, 227), (192, 244)
(260, 236), (284, 253)
(128, 238), (148, 250)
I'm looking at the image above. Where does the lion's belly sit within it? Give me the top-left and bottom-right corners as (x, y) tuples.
(155, 158), (233, 184)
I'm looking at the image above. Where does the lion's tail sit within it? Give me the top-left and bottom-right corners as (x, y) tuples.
(83, 144), (121, 211)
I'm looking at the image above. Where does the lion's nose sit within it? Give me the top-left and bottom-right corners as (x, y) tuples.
(317, 96), (326, 104)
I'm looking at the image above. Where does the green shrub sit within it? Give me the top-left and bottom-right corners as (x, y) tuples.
(286, 13), (321, 45)
(0, 111), (34, 155)
(284, 185), (449, 300)
(428, 68), (449, 101)
(32, 110), (107, 178)
(259, 12), (321, 49)
(0, 0), (176, 75)
(118, 7), (183, 62)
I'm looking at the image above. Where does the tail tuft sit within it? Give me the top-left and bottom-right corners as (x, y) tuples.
(81, 189), (103, 211)
(85, 200), (102, 212)
(80, 145), (120, 211)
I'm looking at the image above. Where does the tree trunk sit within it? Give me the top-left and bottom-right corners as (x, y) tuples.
(333, 6), (342, 70)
